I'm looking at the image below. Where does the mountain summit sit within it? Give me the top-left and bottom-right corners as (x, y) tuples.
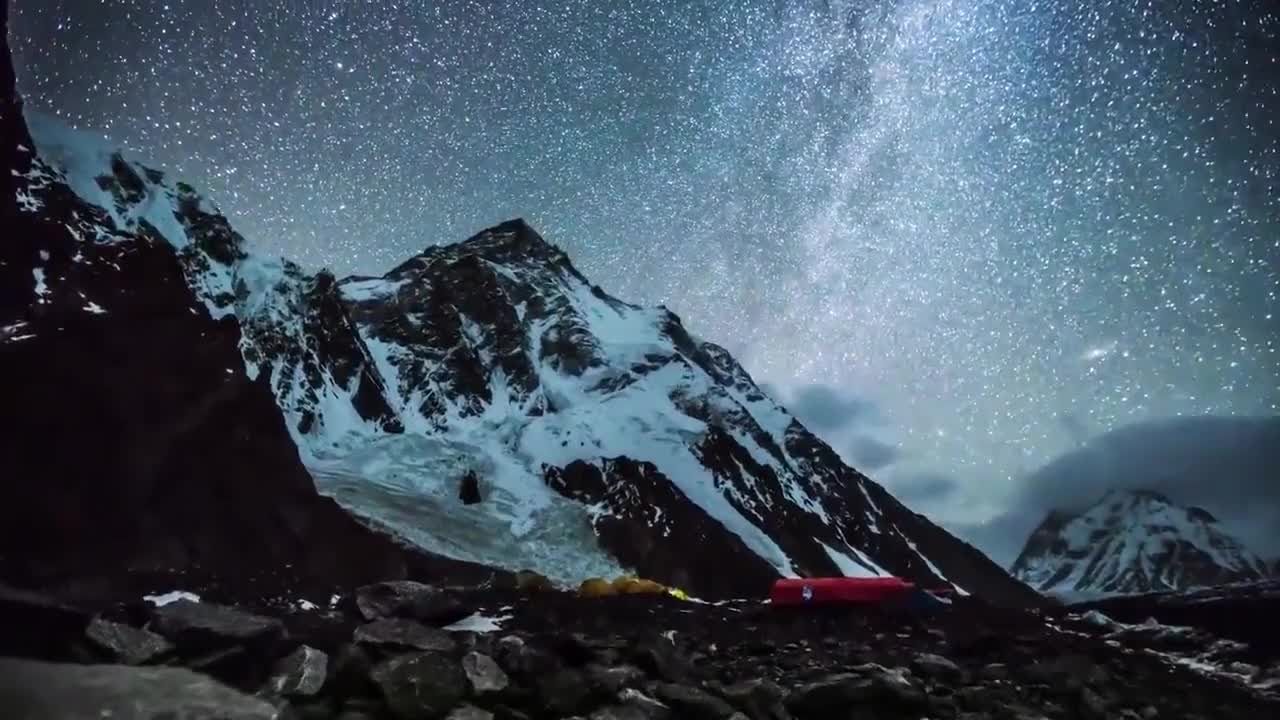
(1, 18), (1035, 604)
(1010, 489), (1270, 600)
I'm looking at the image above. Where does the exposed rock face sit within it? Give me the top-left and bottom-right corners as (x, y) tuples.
(0, 0), (503, 604)
(1011, 490), (1270, 599)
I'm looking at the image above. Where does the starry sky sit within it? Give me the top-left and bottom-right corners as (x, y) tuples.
(11, 0), (1279, 560)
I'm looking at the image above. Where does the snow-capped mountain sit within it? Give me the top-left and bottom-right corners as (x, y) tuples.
(1, 25), (1036, 604)
(1011, 490), (1270, 600)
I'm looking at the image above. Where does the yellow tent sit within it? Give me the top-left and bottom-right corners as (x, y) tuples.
(576, 575), (693, 601)
(578, 577), (617, 597)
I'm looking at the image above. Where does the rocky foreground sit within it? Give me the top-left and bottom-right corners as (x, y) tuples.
(2, 579), (1277, 720)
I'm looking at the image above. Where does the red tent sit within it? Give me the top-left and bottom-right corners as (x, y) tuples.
(769, 576), (915, 606)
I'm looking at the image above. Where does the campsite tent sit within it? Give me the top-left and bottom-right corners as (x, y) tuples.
(770, 577), (914, 606)
(769, 577), (952, 612)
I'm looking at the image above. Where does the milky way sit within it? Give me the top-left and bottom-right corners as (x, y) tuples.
(12, 0), (1279, 530)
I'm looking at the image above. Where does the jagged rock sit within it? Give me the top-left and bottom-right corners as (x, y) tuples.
(1079, 686), (1110, 719)
(355, 617), (458, 652)
(85, 617), (174, 664)
(589, 706), (654, 720)
(495, 634), (559, 677)
(356, 581), (472, 626)
(1024, 654), (1109, 691)
(266, 645), (328, 697)
(149, 600), (285, 651)
(462, 651), (509, 693)
(326, 643), (376, 698)
(586, 663), (646, 694)
(716, 677), (790, 720)
(370, 651), (469, 720)
(631, 637), (695, 683)
(652, 682), (738, 719)
(912, 651), (964, 680)
(536, 667), (594, 716)
(617, 687), (674, 719)
(0, 657), (279, 719)
(446, 705), (495, 720)
(785, 665), (925, 718)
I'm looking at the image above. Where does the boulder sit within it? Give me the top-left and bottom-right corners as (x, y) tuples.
(536, 667), (594, 716)
(447, 706), (495, 720)
(716, 678), (789, 720)
(590, 706), (655, 720)
(631, 637), (695, 683)
(85, 617), (174, 665)
(586, 663), (646, 694)
(149, 600), (285, 652)
(618, 688), (674, 719)
(265, 645), (328, 697)
(0, 657), (279, 719)
(370, 651), (470, 720)
(462, 651), (509, 694)
(785, 666), (925, 718)
(912, 652), (964, 681)
(355, 581), (472, 626)
(326, 643), (376, 698)
(355, 617), (459, 652)
(653, 682), (738, 719)
(495, 635), (559, 677)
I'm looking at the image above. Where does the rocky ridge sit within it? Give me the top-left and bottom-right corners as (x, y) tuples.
(1, 579), (1277, 720)
(1011, 490), (1269, 600)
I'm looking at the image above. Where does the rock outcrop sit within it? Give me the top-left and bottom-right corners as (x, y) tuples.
(1011, 490), (1270, 600)
(0, 0), (499, 604)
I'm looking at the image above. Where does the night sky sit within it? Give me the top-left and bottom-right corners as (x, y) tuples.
(11, 0), (1279, 557)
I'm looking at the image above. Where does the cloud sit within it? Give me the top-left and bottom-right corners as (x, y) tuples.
(889, 471), (958, 503)
(847, 435), (900, 470)
(768, 382), (905, 477)
(785, 384), (878, 433)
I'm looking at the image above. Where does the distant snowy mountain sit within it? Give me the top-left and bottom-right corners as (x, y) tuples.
(3, 85), (1038, 603)
(1011, 490), (1270, 600)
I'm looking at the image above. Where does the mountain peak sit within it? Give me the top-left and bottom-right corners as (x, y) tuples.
(4, 52), (1041, 605)
(385, 218), (572, 280)
(1011, 489), (1269, 600)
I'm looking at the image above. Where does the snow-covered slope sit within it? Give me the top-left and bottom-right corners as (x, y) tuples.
(10, 106), (1039, 603)
(1011, 490), (1270, 600)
